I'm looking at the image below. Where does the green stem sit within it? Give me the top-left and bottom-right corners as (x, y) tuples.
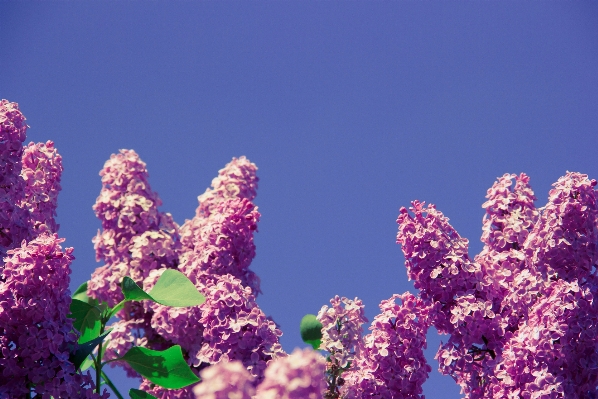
(101, 370), (124, 399)
(95, 324), (105, 394)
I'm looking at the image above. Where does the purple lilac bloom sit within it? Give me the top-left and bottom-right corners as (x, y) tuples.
(0, 234), (107, 398)
(342, 293), (431, 399)
(88, 149), (179, 307)
(491, 279), (598, 398)
(396, 171), (598, 398)
(193, 361), (255, 399)
(178, 198), (261, 296)
(526, 172), (598, 283)
(0, 100), (29, 261)
(20, 140), (63, 236)
(317, 296), (367, 369)
(194, 274), (285, 383)
(255, 348), (326, 399)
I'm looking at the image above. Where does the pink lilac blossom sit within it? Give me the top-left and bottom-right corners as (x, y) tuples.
(178, 198), (261, 295)
(195, 156), (258, 219)
(0, 100), (29, 260)
(20, 141), (63, 236)
(526, 172), (598, 283)
(0, 234), (107, 398)
(194, 274), (285, 383)
(342, 293), (431, 399)
(88, 149), (179, 307)
(255, 348), (326, 399)
(316, 296), (367, 369)
(396, 172), (598, 398)
(193, 361), (255, 399)
(491, 279), (598, 398)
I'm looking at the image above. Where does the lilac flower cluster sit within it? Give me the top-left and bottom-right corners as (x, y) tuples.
(342, 293), (431, 399)
(0, 232), (106, 398)
(88, 149), (179, 307)
(20, 141), (63, 235)
(194, 348), (326, 399)
(87, 151), (285, 397)
(0, 100), (28, 259)
(395, 171), (598, 398)
(317, 296), (367, 368)
(0, 101), (105, 397)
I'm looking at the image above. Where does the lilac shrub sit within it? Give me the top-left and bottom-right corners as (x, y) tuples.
(4, 99), (598, 399)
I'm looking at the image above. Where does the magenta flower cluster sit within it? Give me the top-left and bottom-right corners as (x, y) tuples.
(394, 172), (598, 398)
(87, 150), (286, 397)
(0, 100), (106, 398)
(342, 293), (431, 399)
(317, 296), (368, 368)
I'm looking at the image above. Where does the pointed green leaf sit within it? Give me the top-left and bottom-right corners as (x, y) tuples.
(130, 389), (158, 399)
(80, 355), (94, 371)
(69, 299), (102, 343)
(148, 270), (205, 307)
(70, 330), (111, 369)
(122, 277), (154, 302)
(120, 270), (205, 308)
(72, 281), (98, 306)
(121, 345), (200, 389)
(300, 314), (323, 350)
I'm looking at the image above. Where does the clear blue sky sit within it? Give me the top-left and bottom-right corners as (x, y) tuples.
(2, 2), (598, 397)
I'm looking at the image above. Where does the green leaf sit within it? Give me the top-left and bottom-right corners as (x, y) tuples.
(72, 281), (98, 306)
(148, 270), (205, 307)
(70, 330), (111, 370)
(80, 355), (94, 371)
(300, 314), (323, 350)
(69, 299), (102, 343)
(129, 389), (158, 399)
(122, 277), (154, 302)
(121, 345), (200, 389)
(121, 270), (205, 308)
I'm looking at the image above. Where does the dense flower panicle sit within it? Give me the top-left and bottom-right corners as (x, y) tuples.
(255, 348), (326, 399)
(481, 173), (538, 252)
(92, 149), (175, 263)
(526, 172), (598, 283)
(317, 296), (367, 368)
(196, 156), (259, 219)
(396, 172), (598, 398)
(89, 149), (180, 306)
(0, 100), (29, 259)
(20, 141), (63, 235)
(342, 293), (431, 399)
(179, 157), (258, 254)
(194, 274), (285, 383)
(193, 361), (256, 399)
(491, 279), (598, 398)
(0, 234), (107, 398)
(397, 201), (484, 334)
(179, 198), (261, 295)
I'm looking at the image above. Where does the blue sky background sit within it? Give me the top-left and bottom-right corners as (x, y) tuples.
(2, 2), (598, 397)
